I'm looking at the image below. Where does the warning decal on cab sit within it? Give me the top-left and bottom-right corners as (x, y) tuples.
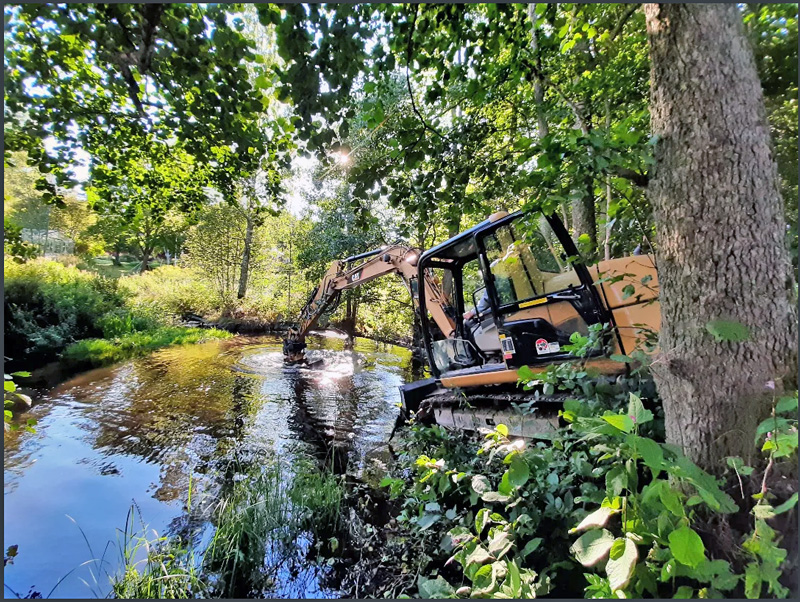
(501, 336), (516, 359)
(535, 338), (561, 355)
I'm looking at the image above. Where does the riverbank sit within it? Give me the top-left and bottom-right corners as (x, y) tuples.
(61, 327), (233, 370)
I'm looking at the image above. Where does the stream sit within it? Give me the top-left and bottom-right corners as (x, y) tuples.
(3, 334), (417, 599)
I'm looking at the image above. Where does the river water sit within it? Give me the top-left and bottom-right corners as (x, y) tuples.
(3, 334), (416, 599)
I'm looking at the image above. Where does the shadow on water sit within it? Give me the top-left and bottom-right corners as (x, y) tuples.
(3, 334), (416, 598)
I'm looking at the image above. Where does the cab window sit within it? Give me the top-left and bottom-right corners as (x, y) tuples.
(481, 216), (579, 307)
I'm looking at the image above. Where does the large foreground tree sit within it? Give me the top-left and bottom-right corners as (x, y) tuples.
(644, 3), (798, 470)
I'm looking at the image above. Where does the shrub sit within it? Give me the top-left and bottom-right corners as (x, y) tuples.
(120, 265), (218, 320)
(4, 259), (128, 365)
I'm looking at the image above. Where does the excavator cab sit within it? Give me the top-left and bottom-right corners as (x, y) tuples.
(417, 210), (611, 385)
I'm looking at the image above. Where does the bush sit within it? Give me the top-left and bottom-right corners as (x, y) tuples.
(4, 259), (128, 365)
(120, 265), (218, 320)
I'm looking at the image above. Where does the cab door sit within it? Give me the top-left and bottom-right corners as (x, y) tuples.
(476, 213), (610, 368)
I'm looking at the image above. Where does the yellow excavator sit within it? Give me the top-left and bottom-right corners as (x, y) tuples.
(284, 209), (659, 436)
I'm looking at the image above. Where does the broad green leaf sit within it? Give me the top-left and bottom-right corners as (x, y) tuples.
(417, 513), (441, 530)
(508, 456), (530, 488)
(659, 482), (684, 517)
(775, 395), (798, 414)
(605, 537), (638, 592)
(471, 474), (492, 494)
(488, 530), (514, 560)
(10, 371), (30, 378)
(466, 545), (492, 568)
(495, 424), (509, 437)
(668, 526), (706, 568)
(570, 506), (618, 534)
(773, 493), (798, 515)
(752, 504), (775, 519)
(476, 508), (490, 535)
(520, 537), (542, 558)
(628, 393), (654, 425)
(571, 528), (615, 567)
(602, 413), (634, 433)
(418, 575), (455, 599)
(481, 491), (512, 503)
(705, 319), (750, 342)
(627, 434), (663, 475)
(673, 585), (694, 599)
(609, 354), (633, 363)
(606, 465), (627, 498)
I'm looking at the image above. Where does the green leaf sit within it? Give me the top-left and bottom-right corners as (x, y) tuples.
(673, 585), (694, 599)
(628, 393), (654, 425)
(571, 528), (615, 567)
(10, 371), (31, 378)
(668, 526), (706, 568)
(631, 435), (663, 475)
(775, 395), (798, 414)
(466, 545), (492, 568)
(481, 491), (512, 503)
(752, 504), (776, 519)
(4, 381), (16, 392)
(520, 537), (542, 558)
(621, 284), (635, 300)
(476, 508), (490, 535)
(495, 423), (509, 437)
(418, 575), (455, 599)
(609, 354), (633, 363)
(602, 413), (634, 433)
(508, 456), (530, 488)
(773, 493), (798, 515)
(417, 513), (441, 530)
(705, 320), (750, 342)
(471, 475), (492, 494)
(606, 465), (627, 497)
(605, 537), (638, 592)
(488, 530), (514, 560)
(570, 506), (618, 534)
(659, 482), (685, 517)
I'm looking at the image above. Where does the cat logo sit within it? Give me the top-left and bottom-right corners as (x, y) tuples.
(351, 271), (361, 282)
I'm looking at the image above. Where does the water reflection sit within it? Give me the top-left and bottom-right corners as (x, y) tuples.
(3, 334), (415, 598)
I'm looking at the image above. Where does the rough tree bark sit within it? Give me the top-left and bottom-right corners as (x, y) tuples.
(644, 3), (798, 470)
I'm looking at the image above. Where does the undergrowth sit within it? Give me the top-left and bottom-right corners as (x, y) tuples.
(369, 327), (798, 599)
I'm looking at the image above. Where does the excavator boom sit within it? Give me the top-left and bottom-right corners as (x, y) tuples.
(283, 244), (456, 363)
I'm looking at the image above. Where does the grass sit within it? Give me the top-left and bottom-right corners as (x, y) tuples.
(111, 507), (207, 600)
(87, 257), (165, 279)
(204, 458), (344, 597)
(105, 459), (345, 598)
(61, 327), (233, 369)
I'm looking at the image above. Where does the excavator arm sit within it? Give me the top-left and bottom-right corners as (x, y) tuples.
(283, 244), (456, 363)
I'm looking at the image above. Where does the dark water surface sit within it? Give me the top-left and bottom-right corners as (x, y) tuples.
(3, 334), (414, 598)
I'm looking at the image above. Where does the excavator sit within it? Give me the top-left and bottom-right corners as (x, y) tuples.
(283, 209), (659, 437)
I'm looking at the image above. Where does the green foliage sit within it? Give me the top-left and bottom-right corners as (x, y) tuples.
(376, 363), (796, 599)
(3, 216), (39, 263)
(3, 258), (129, 364)
(112, 507), (207, 599)
(61, 327), (231, 369)
(4, 371), (36, 434)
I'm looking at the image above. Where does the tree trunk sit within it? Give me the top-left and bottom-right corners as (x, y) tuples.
(572, 178), (597, 259)
(140, 247), (152, 273)
(112, 248), (121, 266)
(237, 215), (254, 300)
(644, 3), (798, 470)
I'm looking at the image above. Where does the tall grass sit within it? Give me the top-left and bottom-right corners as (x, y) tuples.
(204, 458), (344, 597)
(111, 507), (207, 600)
(105, 458), (346, 599)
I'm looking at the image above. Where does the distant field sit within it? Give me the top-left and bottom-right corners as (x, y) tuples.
(88, 257), (165, 278)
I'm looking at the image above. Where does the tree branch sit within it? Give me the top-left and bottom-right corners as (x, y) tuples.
(404, 5), (448, 142)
